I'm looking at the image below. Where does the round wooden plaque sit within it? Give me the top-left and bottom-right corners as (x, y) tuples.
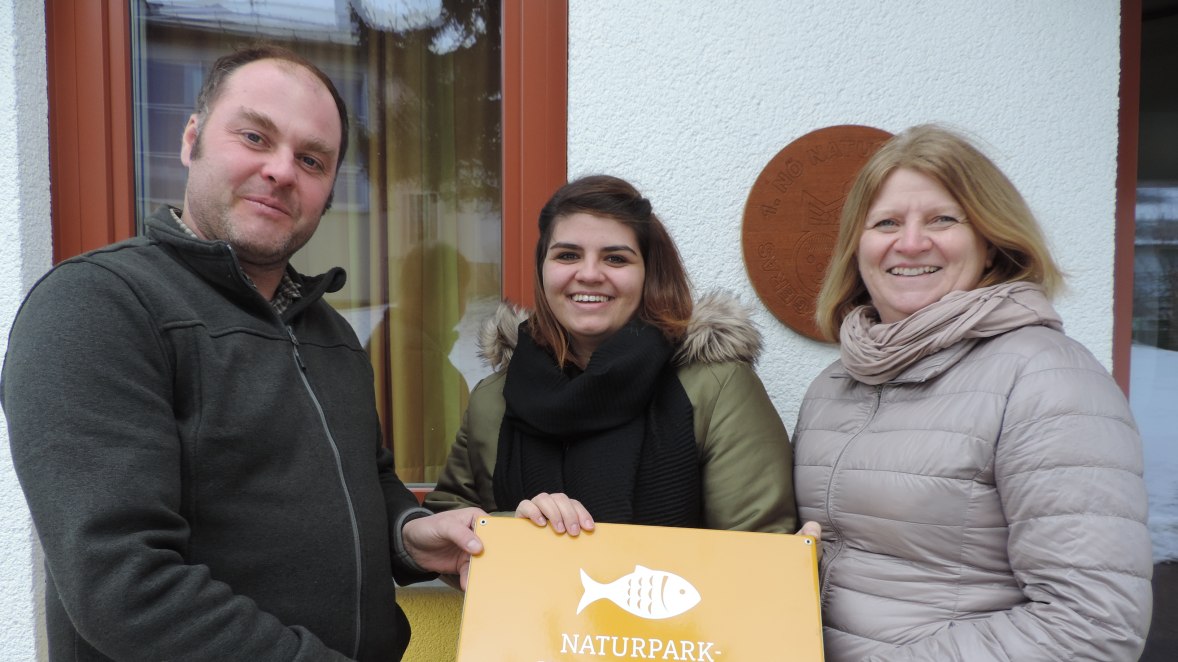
(742, 125), (891, 341)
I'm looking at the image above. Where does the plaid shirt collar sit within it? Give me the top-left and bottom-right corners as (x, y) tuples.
(169, 208), (302, 315)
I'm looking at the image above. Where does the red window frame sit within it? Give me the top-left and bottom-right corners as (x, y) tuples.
(1114, 0), (1140, 395)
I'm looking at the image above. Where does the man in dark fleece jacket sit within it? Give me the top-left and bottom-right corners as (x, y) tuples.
(1, 45), (485, 662)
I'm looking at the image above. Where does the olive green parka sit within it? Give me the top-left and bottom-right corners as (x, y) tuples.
(425, 293), (797, 533)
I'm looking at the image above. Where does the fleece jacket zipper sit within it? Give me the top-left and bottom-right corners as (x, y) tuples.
(287, 324), (364, 659)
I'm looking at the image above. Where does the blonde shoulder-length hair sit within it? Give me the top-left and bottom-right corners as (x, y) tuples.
(814, 124), (1064, 341)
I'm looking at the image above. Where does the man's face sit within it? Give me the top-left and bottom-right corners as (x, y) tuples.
(179, 58), (341, 272)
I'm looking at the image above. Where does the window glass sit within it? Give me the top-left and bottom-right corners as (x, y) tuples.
(1135, 9), (1178, 568)
(132, 0), (502, 483)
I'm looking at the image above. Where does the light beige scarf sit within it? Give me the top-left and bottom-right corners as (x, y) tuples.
(839, 281), (1063, 385)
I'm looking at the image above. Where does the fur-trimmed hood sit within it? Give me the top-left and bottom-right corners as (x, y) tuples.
(477, 291), (764, 372)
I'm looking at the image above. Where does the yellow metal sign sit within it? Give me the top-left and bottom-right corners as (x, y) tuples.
(456, 518), (824, 661)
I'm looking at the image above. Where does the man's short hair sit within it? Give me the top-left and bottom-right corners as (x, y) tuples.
(193, 44), (350, 171)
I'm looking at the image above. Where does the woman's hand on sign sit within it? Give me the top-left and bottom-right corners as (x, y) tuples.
(516, 492), (596, 536)
(797, 521), (823, 561)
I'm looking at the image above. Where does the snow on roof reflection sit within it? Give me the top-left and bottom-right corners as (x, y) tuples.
(144, 0), (449, 44)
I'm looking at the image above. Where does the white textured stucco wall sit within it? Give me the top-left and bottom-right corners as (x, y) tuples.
(568, 0), (1121, 427)
(1, 0), (50, 659)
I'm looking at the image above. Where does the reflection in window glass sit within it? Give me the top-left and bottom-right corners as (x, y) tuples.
(131, 0), (502, 482)
(1135, 6), (1178, 575)
(1134, 188), (1178, 350)
(1132, 12), (1178, 659)
(1133, 184), (1178, 564)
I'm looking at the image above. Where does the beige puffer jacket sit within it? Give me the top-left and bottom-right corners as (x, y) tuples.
(425, 292), (798, 533)
(793, 325), (1152, 661)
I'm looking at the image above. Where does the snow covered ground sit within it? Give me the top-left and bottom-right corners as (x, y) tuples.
(1131, 343), (1178, 562)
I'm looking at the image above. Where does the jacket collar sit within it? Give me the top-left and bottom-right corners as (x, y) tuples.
(477, 291), (764, 371)
(145, 206), (346, 319)
(833, 338), (979, 385)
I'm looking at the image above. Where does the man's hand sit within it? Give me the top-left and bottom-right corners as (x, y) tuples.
(402, 508), (486, 590)
(515, 492), (595, 536)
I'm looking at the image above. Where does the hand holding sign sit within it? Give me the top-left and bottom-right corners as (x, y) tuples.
(516, 492), (596, 536)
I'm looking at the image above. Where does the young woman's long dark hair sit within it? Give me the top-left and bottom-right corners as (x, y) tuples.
(528, 175), (693, 366)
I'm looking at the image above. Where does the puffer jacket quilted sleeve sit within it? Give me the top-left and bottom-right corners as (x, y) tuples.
(793, 326), (1152, 661)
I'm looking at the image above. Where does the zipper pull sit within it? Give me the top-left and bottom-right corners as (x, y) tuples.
(286, 325), (307, 371)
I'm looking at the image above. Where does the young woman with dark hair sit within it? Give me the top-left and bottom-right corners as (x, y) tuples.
(426, 174), (796, 537)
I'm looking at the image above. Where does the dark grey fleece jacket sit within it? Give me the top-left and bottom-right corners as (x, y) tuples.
(2, 206), (429, 662)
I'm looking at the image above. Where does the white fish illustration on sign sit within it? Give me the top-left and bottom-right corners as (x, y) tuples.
(576, 565), (701, 620)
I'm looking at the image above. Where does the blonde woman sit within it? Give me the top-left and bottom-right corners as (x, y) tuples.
(794, 125), (1152, 661)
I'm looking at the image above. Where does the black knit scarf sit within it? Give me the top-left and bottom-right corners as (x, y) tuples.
(492, 320), (701, 526)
